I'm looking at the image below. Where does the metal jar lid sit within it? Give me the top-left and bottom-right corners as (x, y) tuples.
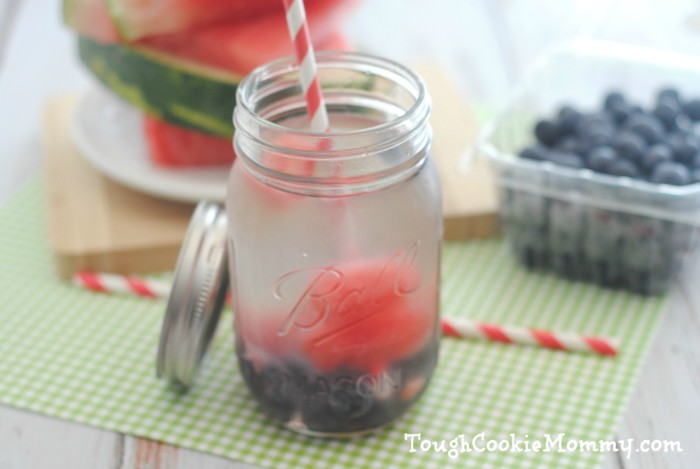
(156, 201), (229, 390)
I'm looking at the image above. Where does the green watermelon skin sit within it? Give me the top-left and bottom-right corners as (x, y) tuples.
(78, 30), (352, 137)
(79, 37), (240, 137)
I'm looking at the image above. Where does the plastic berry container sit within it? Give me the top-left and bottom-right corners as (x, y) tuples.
(478, 39), (700, 295)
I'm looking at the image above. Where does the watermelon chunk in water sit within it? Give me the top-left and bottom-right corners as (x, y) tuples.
(144, 116), (234, 167)
(238, 255), (434, 374)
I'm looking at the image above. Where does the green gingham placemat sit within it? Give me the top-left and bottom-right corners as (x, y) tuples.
(0, 180), (667, 468)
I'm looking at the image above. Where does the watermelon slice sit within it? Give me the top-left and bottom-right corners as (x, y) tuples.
(144, 116), (234, 167)
(65, 0), (355, 45)
(140, 0), (355, 75)
(78, 4), (353, 137)
(107, 0), (288, 41)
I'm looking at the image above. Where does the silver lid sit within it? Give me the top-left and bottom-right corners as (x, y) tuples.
(157, 201), (229, 390)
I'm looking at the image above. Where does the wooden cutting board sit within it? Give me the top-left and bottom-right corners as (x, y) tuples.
(43, 67), (497, 278)
(413, 64), (499, 240)
(43, 96), (194, 279)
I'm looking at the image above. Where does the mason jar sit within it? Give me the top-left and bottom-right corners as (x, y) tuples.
(225, 52), (442, 436)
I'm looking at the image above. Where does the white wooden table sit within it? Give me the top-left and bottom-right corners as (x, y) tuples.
(1, 0), (699, 467)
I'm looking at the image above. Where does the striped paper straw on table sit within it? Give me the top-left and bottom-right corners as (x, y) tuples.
(282, 0), (330, 132)
(72, 271), (619, 357)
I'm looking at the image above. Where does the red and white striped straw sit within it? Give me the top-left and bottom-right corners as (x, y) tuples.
(282, 0), (330, 132)
(441, 319), (618, 357)
(73, 272), (171, 299)
(72, 271), (619, 357)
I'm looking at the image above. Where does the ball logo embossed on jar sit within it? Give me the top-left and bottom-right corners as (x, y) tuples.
(275, 241), (422, 338)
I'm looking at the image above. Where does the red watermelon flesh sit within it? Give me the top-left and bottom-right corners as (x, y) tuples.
(141, 0), (357, 75)
(109, 0), (284, 41)
(238, 255), (433, 374)
(144, 116), (234, 167)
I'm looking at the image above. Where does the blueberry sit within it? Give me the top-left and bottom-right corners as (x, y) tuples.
(668, 133), (700, 166)
(692, 168), (700, 183)
(575, 113), (614, 136)
(657, 87), (682, 106)
(534, 119), (562, 146)
(549, 150), (584, 168)
(653, 101), (681, 131)
(555, 136), (580, 154)
(651, 161), (691, 185)
(328, 378), (373, 419)
(609, 159), (642, 179)
(641, 144), (673, 173)
(608, 102), (633, 125)
(557, 105), (583, 133)
(576, 116), (614, 153)
(683, 99), (700, 121)
(613, 131), (647, 164)
(604, 90), (626, 110)
(300, 372), (374, 433)
(628, 104), (644, 116)
(238, 358), (300, 422)
(519, 145), (549, 161)
(586, 146), (617, 173)
(625, 114), (666, 144)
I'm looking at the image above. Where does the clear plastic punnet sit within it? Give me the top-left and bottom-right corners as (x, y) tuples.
(479, 39), (700, 295)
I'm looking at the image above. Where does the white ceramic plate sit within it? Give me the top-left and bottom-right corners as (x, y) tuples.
(72, 89), (229, 203)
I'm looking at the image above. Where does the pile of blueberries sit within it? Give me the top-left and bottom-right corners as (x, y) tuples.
(500, 87), (700, 294)
(236, 340), (438, 434)
(520, 88), (700, 185)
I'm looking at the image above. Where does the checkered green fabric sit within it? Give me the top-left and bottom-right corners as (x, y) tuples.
(0, 181), (667, 468)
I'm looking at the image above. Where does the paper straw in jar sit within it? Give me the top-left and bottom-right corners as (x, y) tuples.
(72, 271), (619, 357)
(281, 0), (330, 132)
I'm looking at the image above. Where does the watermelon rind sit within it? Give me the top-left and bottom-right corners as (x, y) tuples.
(63, 0), (87, 29)
(78, 36), (240, 137)
(104, 0), (143, 41)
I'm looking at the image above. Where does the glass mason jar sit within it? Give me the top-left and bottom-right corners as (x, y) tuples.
(228, 52), (442, 437)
